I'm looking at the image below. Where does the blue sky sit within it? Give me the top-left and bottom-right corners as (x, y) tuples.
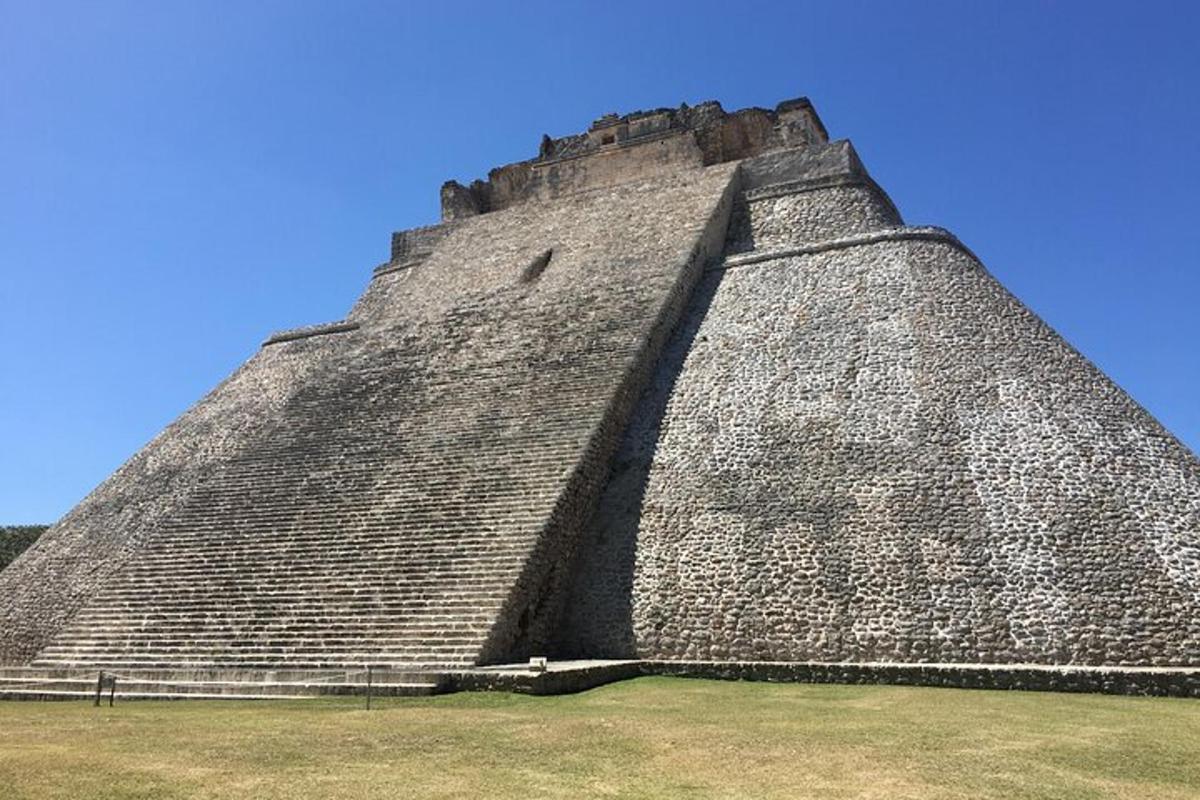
(2, 1), (1198, 523)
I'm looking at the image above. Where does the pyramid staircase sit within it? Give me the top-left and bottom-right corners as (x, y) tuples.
(0, 160), (739, 699)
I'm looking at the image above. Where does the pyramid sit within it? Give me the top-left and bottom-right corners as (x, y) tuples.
(2, 97), (1197, 684)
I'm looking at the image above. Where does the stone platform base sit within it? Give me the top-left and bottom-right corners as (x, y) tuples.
(0, 666), (442, 701)
(3, 660), (1196, 701)
(450, 659), (1200, 698)
(444, 660), (644, 695)
(640, 660), (1200, 698)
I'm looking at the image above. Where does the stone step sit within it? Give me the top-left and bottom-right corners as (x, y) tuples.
(131, 541), (530, 555)
(35, 642), (479, 654)
(31, 657), (470, 670)
(152, 499), (556, 523)
(125, 551), (530, 569)
(0, 688), (437, 701)
(111, 564), (523, 582)
(124, 565), (523, 577)
(52, 616), (493, 628)
(0, 666), (439, 681)
(98, 583), (513, 596)
(39, 636), (482, 651)
(195, 438), (589, 462)
(132, 534), (537, 553)
(80, 598), (507, 613)
(98, 574), (516, 587)
(153, 496), (556, 515)
(53, 630), (485, 643)
(70, 605), (503, 617)
(55, 618), (496, 633)
(147, 511), (548, 528)
(0, 689), (293, 701)
(113, 561), (524, 577)
(186, 440), (589, 463)
(147, 511), (550, 528)
(89, 583), (514, 601)
(141, 524), (542, 538)
(121, 554), (530, 573)
(31, 651), (472, 662)
(124, 550), (529, 567)
(36, 647), (479, 660)
(38, 640), (478, 654)
(0, 677), (440, 698)
(78, 597), (505, 610)
(67, 609), (500, 624)
(67, 605), (500, 618)
(32, 658), (470, 670)
(95, 573), (517, 589)
(88, 590), (510, 604)
(75, 600), (500, 610)
(53, 630), (490, 643)
(152, 497), (553, 513)
(179, 441), (587, 464)
(131, 543), (526, 560)
(134, 536), (537, 553)
(79, 601), (504, 615)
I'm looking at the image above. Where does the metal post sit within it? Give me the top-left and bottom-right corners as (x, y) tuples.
(108, 676), (116, 707)
(94, 671), (104, 707)
(366, 666), (373, 711)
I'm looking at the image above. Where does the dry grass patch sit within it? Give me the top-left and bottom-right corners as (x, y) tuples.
(0, 677), (1197, 799)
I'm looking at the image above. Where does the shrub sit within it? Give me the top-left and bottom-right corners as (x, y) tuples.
(0, 526), (48, 571)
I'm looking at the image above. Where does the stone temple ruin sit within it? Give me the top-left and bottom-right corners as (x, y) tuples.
(2, 97), (1198, 698)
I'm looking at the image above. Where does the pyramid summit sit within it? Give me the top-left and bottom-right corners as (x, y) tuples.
(2, 96), (1198, 697)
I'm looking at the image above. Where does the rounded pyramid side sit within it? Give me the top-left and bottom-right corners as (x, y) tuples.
(561, 229), (1200, 667)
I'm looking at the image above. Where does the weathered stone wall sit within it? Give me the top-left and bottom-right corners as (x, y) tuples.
(725, 140), (901, 253)
(725, 182), (899, 254)
(456, 131), (706, 220)
(389, 222), (453, 263)
(642, 661), (1200, 698)
(442, 97), (828, 221)
(559, 222), (1200, 666)
(5, 162), (739, 669)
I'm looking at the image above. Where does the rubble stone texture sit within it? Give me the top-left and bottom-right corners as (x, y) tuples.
(1, 97), (1197, 676)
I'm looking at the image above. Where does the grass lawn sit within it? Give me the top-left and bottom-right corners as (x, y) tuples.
(0, 677), (1197, 799)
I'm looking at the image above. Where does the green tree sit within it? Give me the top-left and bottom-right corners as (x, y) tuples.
(0, 526), (47, 570)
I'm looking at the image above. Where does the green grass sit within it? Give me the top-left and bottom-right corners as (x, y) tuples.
(1, 677), (1197, 799)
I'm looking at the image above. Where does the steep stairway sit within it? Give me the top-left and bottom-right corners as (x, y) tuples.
(29, 337), (574, 670)
(15, 164), (738, 679)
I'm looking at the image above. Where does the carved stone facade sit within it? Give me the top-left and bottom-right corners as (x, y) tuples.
(1, 97), (1197, 679)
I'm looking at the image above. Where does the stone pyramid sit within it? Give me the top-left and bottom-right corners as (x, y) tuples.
(2, 97), (1197, 678)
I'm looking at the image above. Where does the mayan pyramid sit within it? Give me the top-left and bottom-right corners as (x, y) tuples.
(2, 97), (1198, 678)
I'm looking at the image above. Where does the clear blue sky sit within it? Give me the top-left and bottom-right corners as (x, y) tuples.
(2, 1), (1198, 524)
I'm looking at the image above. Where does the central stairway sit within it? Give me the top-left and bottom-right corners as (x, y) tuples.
(10, 164), (739, 683)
